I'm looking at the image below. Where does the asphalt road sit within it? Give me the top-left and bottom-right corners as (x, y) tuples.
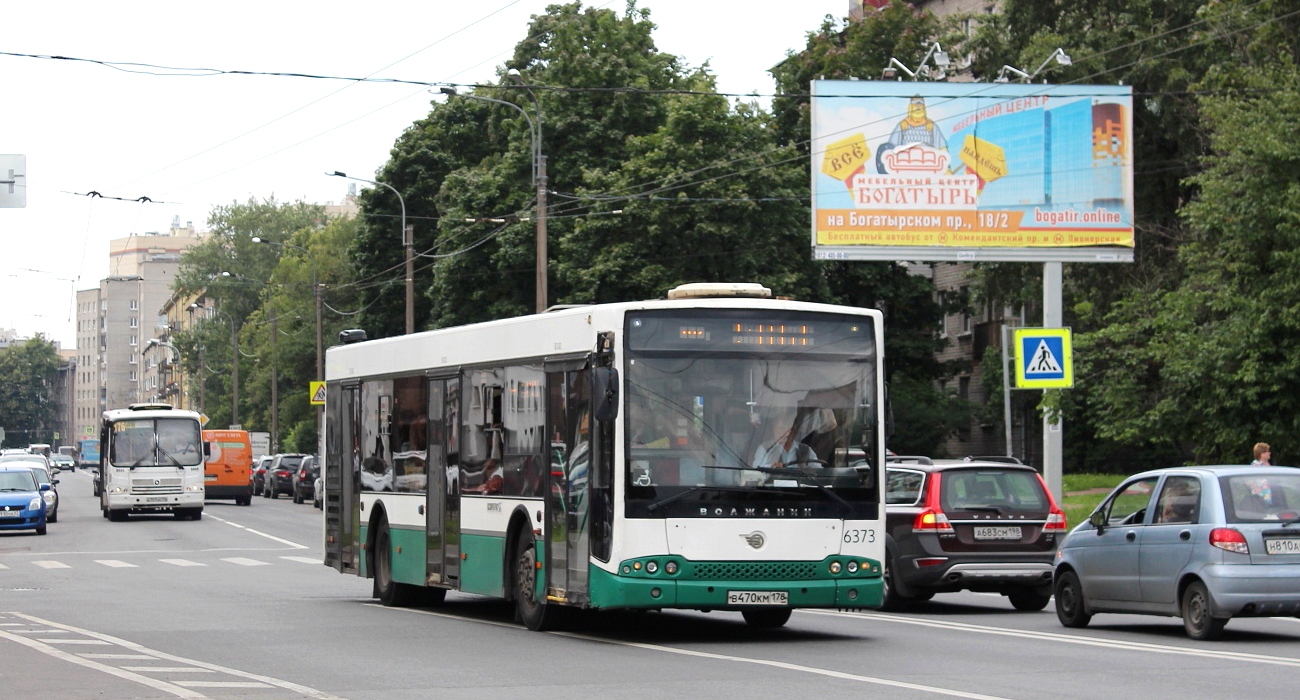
(3, 468), (1300, 700)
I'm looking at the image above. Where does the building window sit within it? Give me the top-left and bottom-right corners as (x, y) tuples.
(960, 286), (972, 335)
(129, 335), (137, 346)
(937, 291), (948, 339)
(129, 299), (138, 310)
(130, 370), (137, 381)
(129, 317), (138, 328)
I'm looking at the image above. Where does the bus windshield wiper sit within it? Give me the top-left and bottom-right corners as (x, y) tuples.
(646, 485), (757, 513)
(697, 464), (852, 511)
(156, 445), (182, 467)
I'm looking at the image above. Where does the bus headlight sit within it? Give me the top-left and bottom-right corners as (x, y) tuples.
(111, 486), (125, 494)
(847, 561), (859, 574)
(829, 561), (842, 574)
(646, 561), (659, 574)
(664, 561), (678, 575)
(184, 485), (202, 492)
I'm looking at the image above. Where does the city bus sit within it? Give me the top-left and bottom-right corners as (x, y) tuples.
(323, 283), (887, 630)
(99, 403), (206, 521)
(78, 438), (100, 470)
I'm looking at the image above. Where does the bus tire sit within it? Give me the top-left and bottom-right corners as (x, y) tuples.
(741, 608), (792, 628)
(514, 534), (561, 631)
(374, 523), (416, 607)
(108, 509), (127, 522)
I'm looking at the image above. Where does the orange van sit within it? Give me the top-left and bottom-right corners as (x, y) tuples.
(203, 429), (253, 505)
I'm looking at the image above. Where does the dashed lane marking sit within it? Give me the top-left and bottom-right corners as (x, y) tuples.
(175, 681), (273, 688)
(220, 557), (270, 567)
(121, 667), (215, 673)
(32, 561), (70, 569)
(205, 514), (309, 549)
(96, 560), (138, 568)
(158, 559), (206, 567)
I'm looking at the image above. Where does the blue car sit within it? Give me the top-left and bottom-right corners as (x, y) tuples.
(1055, 465), (1300, 640)
(0, 466), (48, 535)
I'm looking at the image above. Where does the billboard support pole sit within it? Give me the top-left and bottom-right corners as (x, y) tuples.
(1002, 324), (1013, 459)
(1043, 262), (1064, 502)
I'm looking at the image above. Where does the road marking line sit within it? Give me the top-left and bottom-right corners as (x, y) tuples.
(369, 604), (1012, 700)
(0, 631), (204, 699)
(80, 653), (158, 659)
(800, 610), (1300, 668)
(175, 681), (273, 688)
(159, 559), (206, 567)
(205, 514), (308, 549)
(280, 556), (320, 564)
(122, 667), (216, 673)
(0, 563), (9, 569)
(32, 560), (70, 569)
(220, 557), (270, 567)
(96, 560), (138, 568)
(37, 639), (111, 645)
(6, 612), (347, 699)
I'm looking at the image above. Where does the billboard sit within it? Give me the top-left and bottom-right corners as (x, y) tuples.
(811, 81), (1134, 263)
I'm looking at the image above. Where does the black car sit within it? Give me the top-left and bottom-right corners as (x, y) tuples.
(881, 456), (1067, 611)
(263, 453), (307, 499)
(291, 455), (319, 504)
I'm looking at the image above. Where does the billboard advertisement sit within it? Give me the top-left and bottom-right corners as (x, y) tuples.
(811, 81), (1134, 263)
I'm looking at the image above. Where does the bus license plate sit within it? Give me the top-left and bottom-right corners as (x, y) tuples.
(974, 526), (1022, 540)
(1266, 538), (1300, 555)
(146, 497), (167, 503)
(727, 590), (788, 606)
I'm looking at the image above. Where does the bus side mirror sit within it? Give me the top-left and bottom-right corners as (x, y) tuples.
(592, 367), (620, 422)
(203, 441), (212, 458)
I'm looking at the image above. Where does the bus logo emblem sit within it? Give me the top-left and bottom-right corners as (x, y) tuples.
(741, 532), (765, 549)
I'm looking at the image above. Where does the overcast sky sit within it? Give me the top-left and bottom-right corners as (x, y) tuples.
(0, 1), (847, 348)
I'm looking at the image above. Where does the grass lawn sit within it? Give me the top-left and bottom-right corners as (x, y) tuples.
(1060, 473), (1128, 529)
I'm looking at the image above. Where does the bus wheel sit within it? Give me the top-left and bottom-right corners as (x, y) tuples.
(374, 524), (416, 607)
(514, 535), (561, 631)
(741, 608), (792, 628)
(108, 509), (127, 522)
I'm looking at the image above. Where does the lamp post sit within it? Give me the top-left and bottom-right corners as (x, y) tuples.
(252, 237), (322, 383)
(439, 86), (547, 313)
(329, 171), (412, 333)
(190, 303), (240, 427)
(144, 339), (181, 406)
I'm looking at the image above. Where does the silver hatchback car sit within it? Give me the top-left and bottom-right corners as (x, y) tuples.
(1054, 465), (1300, 640)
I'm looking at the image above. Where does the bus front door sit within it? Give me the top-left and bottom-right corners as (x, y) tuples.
(546, 369), (590, 602)
(326, 383), (360, 574)
(425, 377), (451, 586)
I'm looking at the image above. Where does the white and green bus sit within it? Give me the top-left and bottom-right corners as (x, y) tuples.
(323, 283), (887, 629)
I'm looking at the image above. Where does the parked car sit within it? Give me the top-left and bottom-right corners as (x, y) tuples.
(250, 455), (275, 495)
(26, 464), (58, 523)
(0, 455), (58, 524)
(313, 471), (323, 509)
(1055, 465), (1300, 640)
(292, 455), (319, 504)
(263, 453), (306, 499)
(881, 456), (1067, 611)
(0, 466), (48, 535)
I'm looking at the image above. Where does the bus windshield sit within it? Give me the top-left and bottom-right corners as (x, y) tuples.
(623, 309), (878, 515)
(110, 418), (204, 467)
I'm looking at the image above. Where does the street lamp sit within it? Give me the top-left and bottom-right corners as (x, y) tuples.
(144, 339), (181, 405)
(439, 85), (548, 313)
(250, 234), (325, 452)
(252, 237), (322, 384)
(329, 171), (413, 333)
(189, 303), (240, 427)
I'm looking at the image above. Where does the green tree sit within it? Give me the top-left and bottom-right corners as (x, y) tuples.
(0, 337), (63, 448)
(173, 197), (327, 432)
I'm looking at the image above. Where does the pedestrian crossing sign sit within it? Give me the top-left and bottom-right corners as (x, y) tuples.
(1013, 328), (1073, 389)
(310, 381), (327, 405)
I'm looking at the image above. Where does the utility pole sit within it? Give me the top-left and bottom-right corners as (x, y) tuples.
(270, 307), (278, 453)
(536, 155), (548, 314)
(405, 224), (415, 334)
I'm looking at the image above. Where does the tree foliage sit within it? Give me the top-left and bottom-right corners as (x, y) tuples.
(0, 337), (63, 448)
